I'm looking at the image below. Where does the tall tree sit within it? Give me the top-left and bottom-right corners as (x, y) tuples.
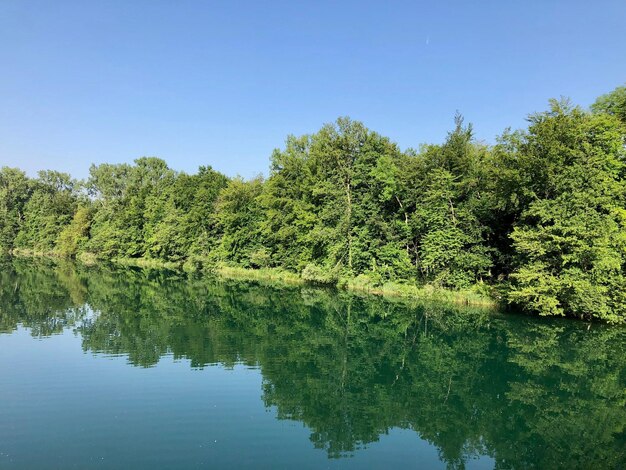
(404, 115), (493, 287)
(505, 100), (626, 322)
(214, 176), (265, 266)
(0, 167), (32, 252)
(14, 170), (77, 252)
(591, 84), (626, 125)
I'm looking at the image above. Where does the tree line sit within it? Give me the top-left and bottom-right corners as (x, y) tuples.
(1, 85), (625, 322)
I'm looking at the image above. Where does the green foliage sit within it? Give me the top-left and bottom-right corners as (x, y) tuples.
(396, 115), (494, 288)
(301, 263), (339, 285)
(5, 84), (626, 322)
(0, 167), (32, 252)
(504, 102), (626, 322)
(214, 176), (265, 266)
(591, 84), (626, 125)
(14, 170), (77, 253)
(57, 205), (92, 257)
(262, 117), (409, 279)
(86, 159), (227, 262)
(414, 168), (490, 287)
(249, 247), (271, 268)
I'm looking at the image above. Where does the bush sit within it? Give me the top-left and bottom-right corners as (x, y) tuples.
(349, 272), (384, 291)
(250, 248), (271, 269)
(301, 263), (338, 286)
(182, 256), (217, 275)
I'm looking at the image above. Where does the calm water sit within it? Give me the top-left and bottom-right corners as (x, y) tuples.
(0, 259), (624, 469)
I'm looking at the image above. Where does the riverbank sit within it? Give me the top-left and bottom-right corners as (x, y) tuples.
(8, 250), (498, 308)
(107, 255), (500, 308)
(217, 265), (497, 307)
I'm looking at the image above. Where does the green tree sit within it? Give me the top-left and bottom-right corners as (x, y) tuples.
(57, 205), (92, 257)
(414, 168), (491, 287)
(4, 84), (626, 323)
(401, 115), (493, 288)
(263, 118), (410, 280)
(505, 100), (626, 322)
(86, 162), (134, 258)
(591, 84), (626, 124)
(87, 158), (178, 259)
(214, 176), (265, 266)
(14, 170), (77, 252)
(169, 166), (228, 260)
(0, 167), (32, 252)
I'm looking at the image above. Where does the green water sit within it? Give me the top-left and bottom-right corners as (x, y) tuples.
(0, 259), (624, 469)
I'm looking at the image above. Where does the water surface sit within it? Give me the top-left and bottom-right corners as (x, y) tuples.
(0, 259), (624, 469)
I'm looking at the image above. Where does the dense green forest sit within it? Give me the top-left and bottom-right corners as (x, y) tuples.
(1, 85), (626, 323)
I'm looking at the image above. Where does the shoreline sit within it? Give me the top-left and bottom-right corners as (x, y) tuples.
(8, 250), (499, 309)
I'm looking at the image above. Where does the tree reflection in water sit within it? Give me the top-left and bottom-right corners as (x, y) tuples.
(1, 258), (624, 468)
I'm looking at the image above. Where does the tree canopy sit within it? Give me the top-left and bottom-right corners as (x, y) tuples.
(2, 84), (626, 323)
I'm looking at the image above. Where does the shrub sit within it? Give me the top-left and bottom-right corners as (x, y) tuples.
(301, 263), (338, 286)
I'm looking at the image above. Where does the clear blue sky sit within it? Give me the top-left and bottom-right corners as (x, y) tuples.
(1, 0), (625, 180)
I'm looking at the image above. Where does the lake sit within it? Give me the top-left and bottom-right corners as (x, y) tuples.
(0, 258), (624, 469)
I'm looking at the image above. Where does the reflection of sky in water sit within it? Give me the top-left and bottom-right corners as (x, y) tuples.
(0, 327), (495, 469)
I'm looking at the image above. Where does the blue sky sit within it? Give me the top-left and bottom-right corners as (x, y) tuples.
(1, 0), (625, 180)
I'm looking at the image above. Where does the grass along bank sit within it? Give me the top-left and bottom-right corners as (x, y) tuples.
(109, 257), (497, 307)
(215, 264), (498, 308)
(10, 250), (499, 309)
